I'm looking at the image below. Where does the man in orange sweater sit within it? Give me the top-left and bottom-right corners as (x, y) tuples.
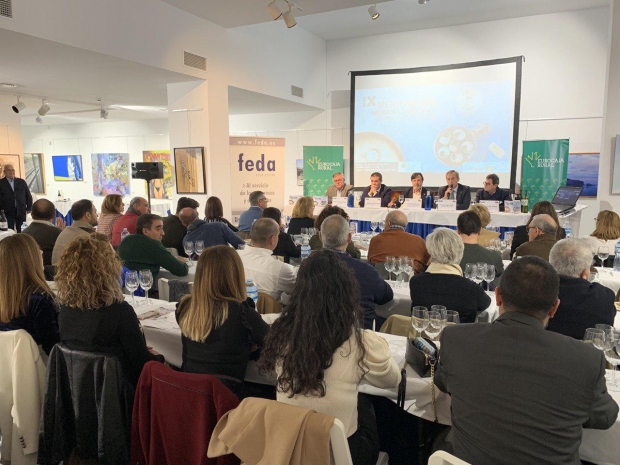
(368, 210), (430, 274)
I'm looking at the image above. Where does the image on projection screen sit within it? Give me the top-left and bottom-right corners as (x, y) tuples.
(352, 59), (520, 188)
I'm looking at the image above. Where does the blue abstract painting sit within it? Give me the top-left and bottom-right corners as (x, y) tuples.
(52, 155), (83, 181)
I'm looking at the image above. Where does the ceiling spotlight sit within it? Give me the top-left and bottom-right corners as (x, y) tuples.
(100, 107), (109, 119)
(38, 100), (50, 116)
(368, 5), (379, 20)
(1, 83), (18, 88)
(266, 1), (282, 20)
(282, 6), (296, 28)
(11, 97), (26, 114)
(36, 116), (43, 124)
(418, 0), (429, 4)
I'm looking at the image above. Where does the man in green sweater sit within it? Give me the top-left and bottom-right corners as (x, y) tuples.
(118, 213), (189, 280)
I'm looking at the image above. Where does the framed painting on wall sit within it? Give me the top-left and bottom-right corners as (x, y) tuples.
(0, 154), (21, 179)
(91, 153), (131, 196)
(143, 150), (174, 199)
(296, 159), (304, 186)
(174, 147), (206, 194)
(24, 153), (46, 193)
(52, 155), (84, 181)
(567, 152), (600, 198)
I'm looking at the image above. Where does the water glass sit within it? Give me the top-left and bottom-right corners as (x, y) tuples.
(125, 271), (139, 307)
(584, 328), (606, 351)
(443, 310), (460, 326)
(411, 306), (429, 336)
(183, 241), (195, 260)
(385, 256), (395, 284)
(484, 264), (495, 290)
(195, 240), (204, 255)
(139, 269), (153, 305)
(350, 222), (358, 234)
(371, 221), (378, 233)
(464, 263), (475, 281)
(475, 262), (486, 285)
(598, 246), (610, 267)
(426, 311), (445, 341)
(398, 195), (405, 205)
(379, 221), (385, 232)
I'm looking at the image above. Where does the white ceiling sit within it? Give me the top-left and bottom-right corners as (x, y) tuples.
(228, 87), (321, 115)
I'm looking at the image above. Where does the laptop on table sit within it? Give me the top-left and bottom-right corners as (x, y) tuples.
(551, 186), (583, 214)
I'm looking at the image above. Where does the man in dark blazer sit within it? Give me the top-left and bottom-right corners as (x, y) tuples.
(475, 173), (512, 211)
(435, 256), (618, 465)
(0, 163), (33, 232)
(402, 172), (428, 200)
(22, 199), (64, 267)
(437, 170), (471, 210)
(359, 172), (393, 208)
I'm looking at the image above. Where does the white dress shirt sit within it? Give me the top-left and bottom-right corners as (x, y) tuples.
(237, 245), (297, 303)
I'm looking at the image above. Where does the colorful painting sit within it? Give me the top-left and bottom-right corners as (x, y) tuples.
(174, 147), (206, 194)
(91, 153), (130, 196)
(0, 154), (21, 179)
(52, 155), (83, 181)
(24, 153), (45, 193)
(296, 159), (304, 186)
(567, 153), (600, 198)
(143, 150), (174, 199)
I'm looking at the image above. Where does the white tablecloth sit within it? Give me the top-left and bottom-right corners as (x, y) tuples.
(54, 200), (73, 216)
(157, 262), (197, 283)
(150, 202), (173, 217)
(0, 229), (16, 241)
(596, 267), (620, 296)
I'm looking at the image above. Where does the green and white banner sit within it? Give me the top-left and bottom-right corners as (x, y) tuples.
(521, 139), (569, 206)
(303, 146), (344, 197)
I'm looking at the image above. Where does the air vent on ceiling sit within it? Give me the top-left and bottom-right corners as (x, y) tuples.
(291, 85), (304, 98)
(0, 0), (13, 18)
(184, 51), (207, 72)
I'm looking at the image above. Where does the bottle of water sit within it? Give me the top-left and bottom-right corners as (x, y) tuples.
(0, 210), (7, 231)
(301, 239), (311, 260)
(347, 192), (354, 208)
(121, 228), (130, 241)
(563, 221), (572, 238)
(246, 278), (258, 305)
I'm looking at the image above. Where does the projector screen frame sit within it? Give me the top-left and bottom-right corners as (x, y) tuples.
(349, 56), (523, 192)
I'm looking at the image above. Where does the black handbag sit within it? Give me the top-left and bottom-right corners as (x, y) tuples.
(405, 337), (438, 378)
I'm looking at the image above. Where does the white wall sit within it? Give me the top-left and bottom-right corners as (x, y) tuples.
(0, 99), (25, 175)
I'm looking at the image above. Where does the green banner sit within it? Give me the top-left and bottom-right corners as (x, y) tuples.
(521, 139), (569, 206)
(303, 146), (344, 196)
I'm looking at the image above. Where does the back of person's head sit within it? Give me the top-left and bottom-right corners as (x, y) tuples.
(129, 196), (145, 209)
(178, 208), (198, 225)
(457, 211), (482, 236)
(549, 238), (592, 278)
(530, 214), (558, 235)
(468, 203), (492, 228)
(250, 218), (280, 246)
(292, 196), (314, 218)
(70, 199), (94, 221)
(178, 245), (245, 343)
(31, 198), (56, 221)
(321, 215), (350, 249)
(592, 210), (620, 240)
(262, 207), (282, 226)
(259, 249), (366, 397)
(176, 196), (199, 214)
(426, 228), (464, 265)
(527, 201), (560, 228)
(249, 191), (265, 206)
(101, 194), (124, 214)
(136, 214), (162, 235)
(314, 206), (349, 230)
(499, 256), (559, 319)
(56, 233), (123, 310)
(0, 234), (52, 323)
(204, 196), (223, 220)
(385, 210), (407, 228)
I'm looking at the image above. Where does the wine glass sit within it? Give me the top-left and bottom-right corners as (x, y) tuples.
(384, 256), (395, 284)
(139, 270), (153, 305)
(399, 256), (411, 285)
(301, 228), (309, 239)
(371, 221), (378, 233)
(125, 271), (138, 307)
(350, 222), (358, 234)
(433, 195), (439, 209)
(393, 257), (404, 288)
(195, 240), (204, 256)
(475, 262), (486, 286)
(443, 310), (460, 326)
(425, 311), (445, 341)
(378, 221), (385, 232)
(184, 241), (195, 262)
(598, 246), (610, 268)
(411, 306), (429, 337)
(406, 258), (416, 281)
(602, 331), (620, 391)
(584, 328), (606, 351)
(464, 263), (475, 281)
(484, 264), (495, 291)
(398, 194), (405, 206)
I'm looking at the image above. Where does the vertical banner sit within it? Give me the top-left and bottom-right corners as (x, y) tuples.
(230, 137), (286, 214)
(521, 139), (569, 206)
(303, 146), (345, 196)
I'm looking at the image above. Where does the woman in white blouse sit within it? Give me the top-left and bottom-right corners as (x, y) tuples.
(585, 210), (620, 266)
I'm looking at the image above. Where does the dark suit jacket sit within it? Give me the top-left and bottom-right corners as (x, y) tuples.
(359, 184), (393, 208)
(437, 183), (471, 210)
(402, 186), (428, 199)
(435, 311), (618, 465)
(162, 215), (188, 257)
(0, 177), (33, 222)
(475, 188), (512, 211)
(547, 276), (616, 339)
(510, 225), (566, 259)
(23, 221), (62, 266)
(514, 233), (557, 261)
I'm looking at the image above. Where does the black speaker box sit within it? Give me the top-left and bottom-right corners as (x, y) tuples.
(131, 162), (164, 181)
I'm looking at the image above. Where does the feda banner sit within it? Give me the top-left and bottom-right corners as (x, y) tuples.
(230, 136), (285, 214)
(303, 146), (344, 197)
(521, 139), (569, 206)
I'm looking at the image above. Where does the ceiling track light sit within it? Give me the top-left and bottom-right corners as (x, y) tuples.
(38, 99), (50, 116)
(266, 1), (282, 20)
(100, 107), (109, 119)
(11, 97), (26, 114)
(368, 4), (379, 20)
(418, 0), (430, 4)
(282, 7), (296, 28)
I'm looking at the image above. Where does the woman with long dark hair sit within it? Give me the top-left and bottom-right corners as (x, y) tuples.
(262, 207), (300, 263)
(510, 200), (566, 258)
(260, 249), (400, 465)
(204, 196), (238, 232)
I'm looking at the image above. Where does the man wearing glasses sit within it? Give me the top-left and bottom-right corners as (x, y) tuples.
(475, 173), (511, 211)
(513, 214), (559, 261)
(238, 191), (269, 233)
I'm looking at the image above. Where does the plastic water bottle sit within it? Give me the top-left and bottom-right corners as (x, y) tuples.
(121, 228), (130, 241)
(347, 192), (354, 208)
(563, 221), (572, 238)
(301, 239), (311, 260)
(424, 194), (433, 211)
(246, 279), (258, 305)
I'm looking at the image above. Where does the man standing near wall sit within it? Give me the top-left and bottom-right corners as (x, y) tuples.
(0, 164), (33, 232)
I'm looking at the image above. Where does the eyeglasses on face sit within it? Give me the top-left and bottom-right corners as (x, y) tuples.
(526, 226), (539, 233)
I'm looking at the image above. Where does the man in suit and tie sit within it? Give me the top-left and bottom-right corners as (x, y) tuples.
(0, 163), (33, 232)
(435, 256), (618, 465)
(325, 172), (354, 204)
(437, 170), (471, 210)
(359, 172), (394, 208)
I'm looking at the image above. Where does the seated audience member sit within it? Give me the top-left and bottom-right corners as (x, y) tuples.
(438, 170), (471, 210)
(457, 211), (504, 277)
(262, 207), (300, 263)
(326, 172), (354, 204)
(287, 196), (315, 235)
(368, 210), (430, 274)
(260, 249), (401, 465)
(435, 256), (618, 465)
(309, 206), (361, 259)
(409, 228), (490, 323)
(359, 172), (394, 208)
(162, 197), (199, 257)
(514, 214), (558, 261)
(118, 214), (188, 280)
(468, 203), (499, 246)
(52, 199), (98, 265)
(0, 234), (59, 354)
(238, 191), (268, 233)
(321, 215), (393, 329)
(111, 196), (150, 248)
(475, 173), (511, 210)
(510, 201), (565, 258)
(97, 194), (124, 240)
(403, 172), (428, 201)
(176, 245), (270, 400)
(56, 234), (163, 386)
(585, 210), (620, 267)
(181, 208), (244, 250)
(205, 196), (238, 232)
(23, 198), (64, 267)
(237, 218), (297, 304)
(547, 238), (615, 339)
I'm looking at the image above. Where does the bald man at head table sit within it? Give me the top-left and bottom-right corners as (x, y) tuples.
(0, 164), (33, 233)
